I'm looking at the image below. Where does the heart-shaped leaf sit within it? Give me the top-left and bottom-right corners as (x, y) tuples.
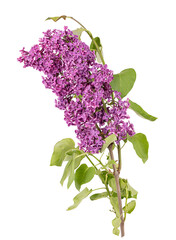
(123, 200), (136, 214)
(110, 68), (136, 98)
(50, 138), (75, 166)
(75, 164), (95, 191)
(127, 133), (149, 163)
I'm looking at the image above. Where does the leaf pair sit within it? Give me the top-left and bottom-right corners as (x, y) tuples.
(100, 132), (149, 164)
(112, 217), (121, 236)
(60, 150), (86, 188)
(110, 197), (121, 236)
(110, 68), (157, 121)
(50, 138), (87, 188)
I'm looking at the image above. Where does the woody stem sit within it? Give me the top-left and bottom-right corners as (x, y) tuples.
(108, 143), (125, 237)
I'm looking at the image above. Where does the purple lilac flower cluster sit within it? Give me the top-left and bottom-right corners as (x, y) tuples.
(18, 27), (135, 153)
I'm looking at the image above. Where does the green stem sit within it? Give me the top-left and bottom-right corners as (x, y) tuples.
(104, 173), (111, 197)
(100, 151), (105, 161)
(124, 185), (128, 221)
(120, 141), (126, 150)
(67, 16), (105, 65)
(105, 184), (111, 197)
(86, 155), (98, 170)
(92, 187), (106, 192)
(112, 92), (115, 105)
(89, 153), (105, 168)
(86, 156), (110, 197)
(95, 123), (105, 138)
(102, 98), (108, 113)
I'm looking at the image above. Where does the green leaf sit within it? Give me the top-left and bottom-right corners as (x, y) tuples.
(66, 149), (86, 169)
(75, 164), (95, 191)
(90, 37), (103, 64)
(66, 148), (85, 155)
(72, 27), (85, 40)
(60, 151), (86, 186)
(67, 187), (92, 211)
(120, 178), (138, 199)
(112, 228), (120, 236)
(123, 200), (136, 214)
(109, 178), (117, 192)
(110, 197), (120, 217)
(126, 182), (138, 199)
(75, 164), (87, 190)
(110, 68), (136, 98)
(67, 158), (75, 189)
(50, 138), (75, 166)
(46, 15), (67, 22)
(74, 153), (87, 163)
(113, 227), (120, 236)
(98, 170), (114, 185)
(100, 134), (117, 153)
(90, 192), (108, 200)
(127, 133), (149, 163)
(63, 154), (73, 161)
(90, 37), (102, 51)
(66, 148), (83, 156)
(112, 217), (121, 236)
(60, 156), (73, 186)
(129, 99), (157, 121)
(112, 217), (121, 227)
(118, 178), (127, 199)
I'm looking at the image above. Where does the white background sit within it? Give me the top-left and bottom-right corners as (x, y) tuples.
(0, 0), (175, 239)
